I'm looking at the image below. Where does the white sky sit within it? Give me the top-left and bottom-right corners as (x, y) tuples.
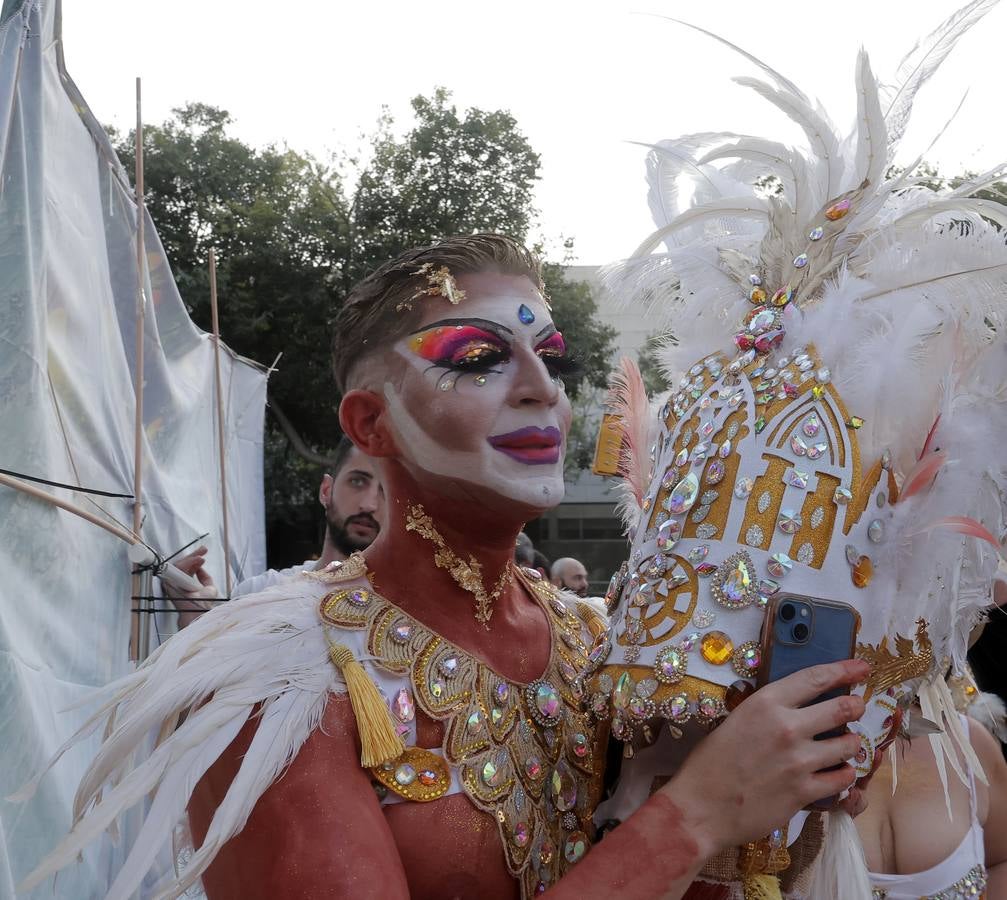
(61, 0), (1007, 264)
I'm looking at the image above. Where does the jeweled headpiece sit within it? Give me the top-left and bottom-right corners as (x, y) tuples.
(588, 6), (1007, 779)
(396, 262), (468, 311)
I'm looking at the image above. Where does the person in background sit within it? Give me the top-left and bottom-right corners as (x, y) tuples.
(532, 549), (551, 583)
(169, 435), (384, 625)
(514, 530), (535, 568)
(551, 556), (589, 597)
(856, 685), (1007, 897)
(857, 588), (1007, 897)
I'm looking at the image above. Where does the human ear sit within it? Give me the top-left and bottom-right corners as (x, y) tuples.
(319, 474), (333, 507)
(339, 389), (399, 458)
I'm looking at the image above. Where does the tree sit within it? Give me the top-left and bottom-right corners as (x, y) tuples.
(111, 92), (616, 563)
(637, 332), (674, 397)
(344, 88), (541, 293)
(542, 260), (616, 400)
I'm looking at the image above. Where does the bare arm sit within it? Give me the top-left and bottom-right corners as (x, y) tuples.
(969, 717), (1007, 894)
(189, 694), (410, 900)
(548, 659), (868, 899)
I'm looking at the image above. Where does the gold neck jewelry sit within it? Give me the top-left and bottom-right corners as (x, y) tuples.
(404, 503), (514, 628)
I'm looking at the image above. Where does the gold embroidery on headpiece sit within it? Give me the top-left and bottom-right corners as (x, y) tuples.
(857, 618), (933, 700)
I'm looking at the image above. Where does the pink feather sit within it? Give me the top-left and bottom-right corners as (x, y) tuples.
(919, 414), (942, 458)
(910, 515), (1001, 549)
(900, 450), (948, 500)
(608, 358), (652, 508)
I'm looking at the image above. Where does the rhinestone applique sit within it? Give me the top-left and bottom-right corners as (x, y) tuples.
(319, 564), (602, 898)
(710, 550), (760, 609)
(872, 863), (986, 899)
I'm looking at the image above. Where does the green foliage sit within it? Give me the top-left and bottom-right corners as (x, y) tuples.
(110, 91), (616, 561)
(346, 88), (541, 292)
(637, 332), (674, 397)
(542, 261), (616, 400)
(112, 103), (349, 451)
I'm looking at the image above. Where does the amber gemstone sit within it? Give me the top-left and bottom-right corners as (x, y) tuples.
(417, 769), (438, 786)
(825, 198), (851, 220)
(851, 555), (873, 588)
(700, 631), (734, 665)
(725, 679), (756, 711)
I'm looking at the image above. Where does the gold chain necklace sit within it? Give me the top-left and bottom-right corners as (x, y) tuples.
(404, 504), (514, 628)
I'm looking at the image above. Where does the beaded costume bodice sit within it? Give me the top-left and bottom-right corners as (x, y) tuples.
(316, 558), (608, 898)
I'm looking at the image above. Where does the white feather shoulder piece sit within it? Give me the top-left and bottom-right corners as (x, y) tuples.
(15, 576), (342, 900)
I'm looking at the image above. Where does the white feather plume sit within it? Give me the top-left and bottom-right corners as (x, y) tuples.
(880, 0), (1000, 148)
(17, 580), (339, 899)
(610, 2), (1007, 798)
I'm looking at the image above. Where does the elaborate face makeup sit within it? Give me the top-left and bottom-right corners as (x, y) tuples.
(382, 272), (575, 511)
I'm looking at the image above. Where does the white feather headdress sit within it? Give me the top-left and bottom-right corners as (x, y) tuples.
(596, 0), (1007, 778)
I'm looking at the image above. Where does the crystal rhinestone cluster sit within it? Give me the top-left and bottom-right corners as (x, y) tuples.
(871, 863), (986, 899)
(320, 565), (608, 899)
(598, 201), (898, 750)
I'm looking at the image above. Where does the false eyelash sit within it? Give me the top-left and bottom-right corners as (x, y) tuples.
(539, 353), (583, 379)
(436, 349), (509, 373)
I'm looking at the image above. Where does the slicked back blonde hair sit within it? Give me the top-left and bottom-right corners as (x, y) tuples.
(332, 234), (543, 392)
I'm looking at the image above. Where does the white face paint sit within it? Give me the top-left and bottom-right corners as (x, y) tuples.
(382, 271), (573, 511)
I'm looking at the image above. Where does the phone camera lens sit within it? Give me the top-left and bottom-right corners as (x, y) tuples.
(780, 603), (796, 622)
(792, 622), (810, 642)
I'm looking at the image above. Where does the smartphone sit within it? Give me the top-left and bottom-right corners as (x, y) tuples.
(757, 593), (861, 809)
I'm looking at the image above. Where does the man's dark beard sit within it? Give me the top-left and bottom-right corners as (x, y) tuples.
(328, 512), (380, 557)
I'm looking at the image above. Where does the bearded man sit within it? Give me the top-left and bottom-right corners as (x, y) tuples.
(22, 235), (867, 900)
(167, 436), (383, 625)
(233, 436), (383, 597)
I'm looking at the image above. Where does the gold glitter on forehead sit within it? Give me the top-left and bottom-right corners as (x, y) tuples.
(397, 263), (468, 312)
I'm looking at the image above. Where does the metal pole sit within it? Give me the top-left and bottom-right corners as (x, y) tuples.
(130, 76), (148, 660)
(208, 249), (233, 597)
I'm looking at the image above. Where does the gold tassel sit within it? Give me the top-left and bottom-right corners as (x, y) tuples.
(742, 874), (783, 900)
(326, 638), (405, 767)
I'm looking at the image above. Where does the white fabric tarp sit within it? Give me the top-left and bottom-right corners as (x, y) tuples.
(0, 1), (268, 896)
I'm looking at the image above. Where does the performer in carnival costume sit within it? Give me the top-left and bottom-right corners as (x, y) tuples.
(18, 234), (870, 899)
(595, 2), (1007, 897)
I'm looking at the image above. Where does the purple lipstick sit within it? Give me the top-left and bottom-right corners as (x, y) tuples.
(487, 426), (562, 465)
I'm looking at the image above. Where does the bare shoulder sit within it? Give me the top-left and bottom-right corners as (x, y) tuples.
(191, 692), (409, 900)
(967, 715), (1007, 776)
(967, 715), (1007, 827)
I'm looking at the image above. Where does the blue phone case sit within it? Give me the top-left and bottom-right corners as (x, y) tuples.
(758, 594), (861, 809)
(758, 595), (860, 692)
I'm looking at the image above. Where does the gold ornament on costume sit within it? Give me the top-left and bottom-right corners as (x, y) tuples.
(405, 504), (513, 628)
(303, 552), (368, 583)
(857, 618), (933, 700)
(319, 569), (604, 899)
(370, 746), (452, 802)
(398, 262), (467, 311)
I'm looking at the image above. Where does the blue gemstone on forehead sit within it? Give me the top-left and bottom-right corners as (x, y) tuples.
(517, 303), (535, 325)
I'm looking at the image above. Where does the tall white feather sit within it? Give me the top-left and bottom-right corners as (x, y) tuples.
(880, 0), (1000, 148)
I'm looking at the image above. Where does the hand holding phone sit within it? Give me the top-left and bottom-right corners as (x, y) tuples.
(757, 594), (861, 809)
